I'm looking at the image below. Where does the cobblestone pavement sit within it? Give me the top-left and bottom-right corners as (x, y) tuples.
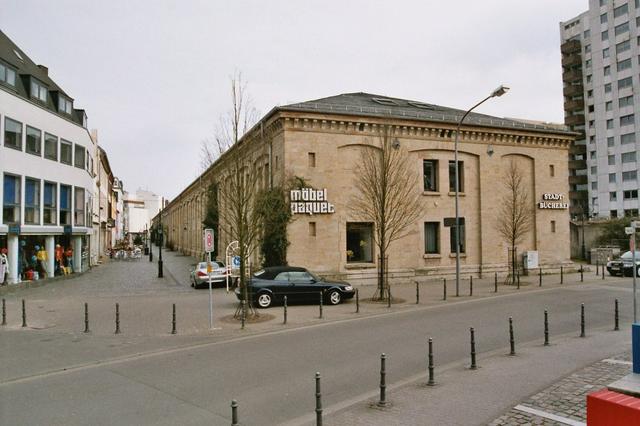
(489, 353), (632, 425)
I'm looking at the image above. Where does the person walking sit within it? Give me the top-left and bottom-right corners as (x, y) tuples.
(0, 248), (9, 285)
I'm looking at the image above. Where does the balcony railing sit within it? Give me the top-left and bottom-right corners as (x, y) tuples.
(561, 39), (581, 54)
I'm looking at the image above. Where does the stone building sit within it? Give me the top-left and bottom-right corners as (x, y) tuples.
(153, 93), (576, 283)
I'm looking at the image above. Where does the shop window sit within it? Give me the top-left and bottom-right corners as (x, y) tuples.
(424, 222), (439, 254)
(74, 187), (85, 226)
(3, 174), (20, 225)
(346, 222), (373, 263)
(448, 161), (464, 192)
(308, 152), (316, 168)
(24, 178), (40, 225)
(26, 126), (41, 156)
(74, 144), (85, 169)
(60, 140), (72, 165)
(44, 133), (57, 161)
(423, 160), (438, 191)
(60, 185), (71, 225)
(309, 221), (316, 237)
(4, 117), (22, 151)
(551, 221), (556, 233)
(43, 182), (56, 225)
(449, 220), (466, 254)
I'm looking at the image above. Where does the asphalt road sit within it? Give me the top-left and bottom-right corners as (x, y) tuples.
(0, 279), (634, 426)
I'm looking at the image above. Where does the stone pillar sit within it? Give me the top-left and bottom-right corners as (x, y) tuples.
(7, 234), (19, 284)
(72, 235), (82, 273)
(45, 235), (55, 279)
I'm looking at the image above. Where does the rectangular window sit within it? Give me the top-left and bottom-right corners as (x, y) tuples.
(0, 62), (16, 86)
(584, 29), (591, 38)
(74, 144), (85, 169)
(58, 96), (72, 114)
(602, 30), (609, 41)
(25, 125), (41, 156)
(448, 161), (464, 192)
(603, 48), (610, 59)
(4, 117), (22, 150)
(591, 166), (598, 175)
(607, 119), (614, 129)
(611, 191), (618, 201)
(601, 13), (608, 24)
(44, 133), (57, 160)
(617, 58), (632, 71)
(624, 190), (639, 200)
(3, 174), (21, 225)
(30, 78), (47, 102)
(615, 22), (629, 36)
(74, 187), (85, 226)
(551, 221), (556, 233)
(585, 45), (592, 54)
(60, 184), (71, 225)
(449, 220), (466, 254)
(423, 160), (438, 191)
(600, 0), (607, 6)
(604, 65), (611, 76)
(424, 222), (440, 254)
(623, 170), (638, 181)
(614, 3), (628, 18)
(308, 221), (316, 237)
(618, 76), (633, 89)
(308, 152), (316, 168)
(591, 151), (597, 160)
(609, 173), (617, 183)
(592, 181), (598, 190)
(625, 209), (639, 217)
(611, 210), (618, 218)
(622, 151), (636, 163)
(619, 95), (634, 108)
(549, 164), (555, 177)
(609, 154), (616, 165)
(24, 178), (40, 225)
(60, 140), (72, 164)
(608, 136), (615, 147)
(586, 59), (592, 68)
(606, 101), (612, 111)
(621, 133), (636, 144)
(617, 40), (631, 54)
(605, 83), (612, 93)
(43, 182), (56, 225)
(620, 114), (635, 126)
(346, 222), (373, 263)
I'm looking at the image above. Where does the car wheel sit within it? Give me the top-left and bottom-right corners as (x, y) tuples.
(327, 290), (341, 305)
(191, 278), (194, 288)
(637, 266), (640, 277)
(257, 292), (273, 309)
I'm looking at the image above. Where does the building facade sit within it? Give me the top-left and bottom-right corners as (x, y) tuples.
(123, 189), (164, 244)
(561, 0), (640, 219)
(153, 93), (575, 283)
(0, 30), (96, 283)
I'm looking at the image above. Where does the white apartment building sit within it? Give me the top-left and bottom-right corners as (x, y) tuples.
(561, 0), (640, 219)
(0, 30), (96, 283)
(123, 189), (165, 242)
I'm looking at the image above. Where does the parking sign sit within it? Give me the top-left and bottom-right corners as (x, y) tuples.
(204, 229), (215, 253)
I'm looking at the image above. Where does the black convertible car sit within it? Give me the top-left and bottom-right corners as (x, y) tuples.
(234, 266), (355, 308)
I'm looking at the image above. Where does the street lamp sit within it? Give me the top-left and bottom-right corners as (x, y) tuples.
(158, 208), (163, 278)
(454, 85), (509, 297)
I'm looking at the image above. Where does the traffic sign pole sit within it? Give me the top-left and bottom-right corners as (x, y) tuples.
(203, 229), (215, 329)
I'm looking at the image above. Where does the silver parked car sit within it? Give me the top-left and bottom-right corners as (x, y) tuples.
(190, 261), (229, 288)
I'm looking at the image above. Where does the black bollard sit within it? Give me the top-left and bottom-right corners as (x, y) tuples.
(494, 272), (498, 293)
(539, 268), (542, 287)
(387, 286), (391, 309)
(171, 303), (177, 335)
(284, 295), (288, 324)
(241, 300), (246, 329)
(469, 327), (477, 370)
(580, 265), (584, 282)
(416, 282), (420, 305)
(115, 303), (121, 334)
(580, 303), (585, 338)
(231, 399), (239, 426)
(443, 278), (447, 301)
(378, 353), (387, 406)
(315, 372), (323, 425)
(560, 266), (564, 284)
(355, 289), (360, 314)
(469, 276), (473, 296)
(509, 317), (515, 356)
(615, 299), (619, 331)
(602, 264), (605, 280)
(544, 310), (549, 346)
(84, 302), (90, 333)
(319, 291), (323, 319)
(596, 261), (599, 276)
(427, 338), (435, 386)
(2, 298), (6, 326)
(517, 272), (520, 289)
(22, 299), (26, 328)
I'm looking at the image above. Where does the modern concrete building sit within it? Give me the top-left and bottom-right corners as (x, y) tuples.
(123, 189), (165, 243)
(153, 93), (576, 284)
(561, 0), (640, 219)
(0, 30), (96, 283)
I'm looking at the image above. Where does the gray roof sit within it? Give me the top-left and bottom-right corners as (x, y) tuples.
(0, 30), (85, 126)
(279, 92), (572, 134)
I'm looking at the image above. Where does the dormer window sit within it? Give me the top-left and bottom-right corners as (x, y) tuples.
(0, 62), (16, 87)
(30, 78), (47, 102)
(58, 96), (73, 114)
(372, 98), (398, 106)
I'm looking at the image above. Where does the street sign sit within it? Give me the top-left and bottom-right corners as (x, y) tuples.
(626, 227), (635, 235)
(232, 256), (241, 268)
(203, 228), (215, 253)
(444, 217), (465, 227)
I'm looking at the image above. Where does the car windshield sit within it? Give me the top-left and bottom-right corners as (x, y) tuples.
(621, 251), (640, 260)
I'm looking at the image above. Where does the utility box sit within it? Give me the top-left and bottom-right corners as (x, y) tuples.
(523, 251), (539, 271)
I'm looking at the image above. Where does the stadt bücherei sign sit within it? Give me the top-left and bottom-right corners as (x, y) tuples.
(537, 193), (568, 209)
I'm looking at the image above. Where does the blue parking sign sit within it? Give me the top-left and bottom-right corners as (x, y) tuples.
(232, 256), (241, 268)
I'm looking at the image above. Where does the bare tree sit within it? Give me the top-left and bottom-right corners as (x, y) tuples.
(496, 159), (534, 285)
(350, 126), (422, 300)
(200, 71), (259, 171)
(216, 148), (262, 321)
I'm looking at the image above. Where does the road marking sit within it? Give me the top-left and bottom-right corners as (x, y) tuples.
(513, 404), (585, 426)
(602, 358), (633, 365)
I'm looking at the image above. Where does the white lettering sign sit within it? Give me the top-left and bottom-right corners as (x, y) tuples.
(290, 188), (335, 215)
(538, 193), (568, 209)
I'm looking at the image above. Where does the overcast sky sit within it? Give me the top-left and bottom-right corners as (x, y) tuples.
(2, 0), (586, 200)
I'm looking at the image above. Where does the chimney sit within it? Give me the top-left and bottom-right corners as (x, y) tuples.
(37, 64), (48, 75)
